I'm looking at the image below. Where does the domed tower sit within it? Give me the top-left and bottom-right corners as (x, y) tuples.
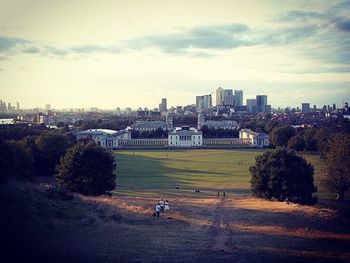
(166, 114), (173, 130)
(197, 112), (205, 129)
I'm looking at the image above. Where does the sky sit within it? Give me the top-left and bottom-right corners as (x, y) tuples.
(0, 0), (350, 109)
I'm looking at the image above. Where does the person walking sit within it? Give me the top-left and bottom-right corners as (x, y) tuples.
(164, 200), (170, 211)
(155, 203), (161, 218)
(159, 199), (165, 212)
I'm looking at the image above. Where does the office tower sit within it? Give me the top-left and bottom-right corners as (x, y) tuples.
(302, 103), (310, 113)
(234, 90), (243, 107)
(256, 95), (267, 112)
(216, 87), (224, 106)
(45, 104), (51, 110)
(160, 98), (167, 112)
(16, 101), (20, 111)
(332, 103), (336, 111)
(196, 95), (212, 110)
(246, 99), (257, 113)
(196, 96), (202, 109)
(223, 89), (234, 106)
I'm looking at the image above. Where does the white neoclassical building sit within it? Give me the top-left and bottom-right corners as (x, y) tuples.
(75, 129), (131, 149)
(239, 129), (269, 148)
(168, 126), (203, 147)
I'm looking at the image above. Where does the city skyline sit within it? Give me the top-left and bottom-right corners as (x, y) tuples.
(1, 0), (350, 109)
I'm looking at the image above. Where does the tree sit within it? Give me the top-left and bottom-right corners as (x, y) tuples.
(270, 126), (295, 147)
(287, 135), (305, 151)
(304, 128), (318, 151)
(250, 147), (317, 204)
(7, 140), (35, 180)
(0, 139), (13, 184)
(322, 133), (350, 201)
(35, 132), (72, 176)
(56, 142), (116, 195)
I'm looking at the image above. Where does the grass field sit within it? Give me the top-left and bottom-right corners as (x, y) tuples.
(114, 149), (331, 198)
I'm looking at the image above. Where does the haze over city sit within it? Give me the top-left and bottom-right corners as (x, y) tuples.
(1, 0), (350, 109)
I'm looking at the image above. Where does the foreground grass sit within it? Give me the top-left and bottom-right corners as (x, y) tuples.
(1, 181), (349, 263)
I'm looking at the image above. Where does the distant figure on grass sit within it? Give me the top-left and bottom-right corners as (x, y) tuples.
(165, 200), (170, 211)
(217, 192), (220, 197)
(223, 192), (226, 198)
(159, 199), (165, 212)
(155, 203), (161, 218)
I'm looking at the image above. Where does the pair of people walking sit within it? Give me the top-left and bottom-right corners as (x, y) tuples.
(154, 199), (169, 218)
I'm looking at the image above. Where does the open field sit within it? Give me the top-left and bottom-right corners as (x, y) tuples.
(114, 149), (335, 199)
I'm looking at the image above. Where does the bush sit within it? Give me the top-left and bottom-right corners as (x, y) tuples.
(56, 142), (116, 195)
(250, 147), (317, 204)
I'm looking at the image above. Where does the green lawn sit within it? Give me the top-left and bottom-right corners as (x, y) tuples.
(114, 149), (330, 196)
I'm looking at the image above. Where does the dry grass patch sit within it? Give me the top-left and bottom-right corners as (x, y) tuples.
(226, 196), (338, 219)
(231, 224), (350, 240)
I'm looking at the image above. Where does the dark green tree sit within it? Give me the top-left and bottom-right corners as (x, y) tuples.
(322, 133), (350, 201)
(0, 139), (13, 184)
(287, 135), (305, 151)
(35, 132), (72, 176)
(250, 147), (317, 204)
(270, 126), (295, 146)
(7, 140), (35, 180)
(56, 142), (116, 195)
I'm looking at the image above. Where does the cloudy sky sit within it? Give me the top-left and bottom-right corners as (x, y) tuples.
(0, 0), (350, 109)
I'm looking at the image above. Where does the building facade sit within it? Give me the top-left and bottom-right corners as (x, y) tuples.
(168, 126), (203, 147)
(75, 129), (131, 149)
(131, 120), (167, 131)
(239, 129), (269, 148)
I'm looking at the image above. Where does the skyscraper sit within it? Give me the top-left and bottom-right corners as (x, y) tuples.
(223, 89), (234, 106)
(234, 90), (243, 107)
(246, 99), (257, 113)
(196, 95), (212, 110)
(216, 87), (224, 106)
(256, 95), (267, 112)
(160, 98), (167, 112)
(302, 103), (310, 113)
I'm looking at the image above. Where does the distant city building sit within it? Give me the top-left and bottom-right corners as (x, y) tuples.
(168, 126), (203, 147)
(216, 87), (224, 106)
(197, 112), (239, 130)
(132, 120), (167, 131)
(234, 90), (243, 107)
(203, 120), (239, 130)
(75, 129), (131, 149)
(196, 94), (212, 110)
(246, 99), (257, 113)
(239, 129), (269, 148)
(256, 95), (267, 112)
(223, 89), (235, 106)
(165, 114), (173, 130)
(45, 104), (51, 111)
(302, 103), (311, 113)
(16, 101), (20, 111)
(159, 98), (167, 112)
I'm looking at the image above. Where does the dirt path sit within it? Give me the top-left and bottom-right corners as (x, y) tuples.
(210, 197), (234, 253)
